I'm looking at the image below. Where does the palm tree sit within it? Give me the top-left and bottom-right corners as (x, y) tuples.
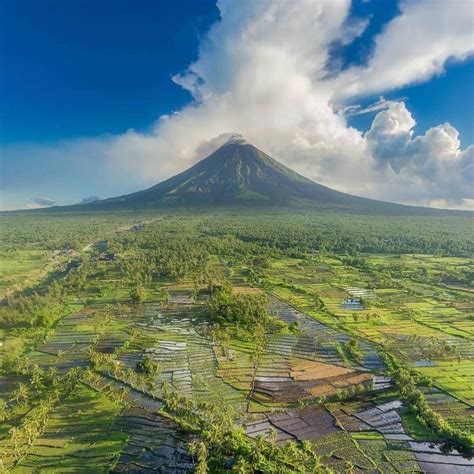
(160, 289), (170, 308)
(22, 419), (36, 446)
(234, 458), (251, 473)
(0, 446), (9, 471)
(196, 441), (208, 474)
(30, 365), (44, 390)
(9, 426), (21, 454)
(187, 440), (198, 465)
(45, 367), (59, 387)
(0, 399), (8, 422)
(12, 383), (29, 406)
(136, 374), (147, 391)
(249, 434), (265, 467)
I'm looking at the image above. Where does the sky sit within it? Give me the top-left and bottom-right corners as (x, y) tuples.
(1, 0), (473, 211)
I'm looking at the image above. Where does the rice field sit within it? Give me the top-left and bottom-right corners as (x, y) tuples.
(1, 215), (472, 472)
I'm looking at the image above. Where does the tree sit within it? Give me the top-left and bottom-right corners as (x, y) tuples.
(12, 383), (29, 406)
(196, 441), (209, 474)
(187, 440), (198, 465)
(345, 338), (363, 363)
(30, 365), (44, 389)
(0, 399), (8, 422)
(130, 286), (147, 303)
(158, 289), (170, 307)
(207, 283), (269, 331)
(136, 354), (160, 376)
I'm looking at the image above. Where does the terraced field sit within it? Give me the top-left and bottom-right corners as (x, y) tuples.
(1, 213), (472, 472)
(259, 255), (474, 424)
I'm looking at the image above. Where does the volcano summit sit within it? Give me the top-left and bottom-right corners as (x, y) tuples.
(71, 135), (465, 215)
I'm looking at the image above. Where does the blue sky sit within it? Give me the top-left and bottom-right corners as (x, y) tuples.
(0, 0), (218, 143)
(1, 0), (473, 210)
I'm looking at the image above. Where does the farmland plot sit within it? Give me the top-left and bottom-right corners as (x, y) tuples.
(1, 213), (473, 473)
(28, 310), (99, 372)
(5, 384), (126, 473)
(136, 300), (248, 411)
(260, 256), (474, 407)
(267, 298), (384, 370)
(330, 395), (474, 473)
(112, 407), (193, 473)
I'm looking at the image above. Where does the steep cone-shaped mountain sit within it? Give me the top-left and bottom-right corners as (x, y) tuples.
(76, 134), (467, 215)
(100, 134), (369, 208)
(107, 134), (347, 206)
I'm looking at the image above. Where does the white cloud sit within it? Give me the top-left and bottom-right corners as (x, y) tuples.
(111, 0), (374, 196)
(26, 197), (55, 209)
(339, 97), (400, 117)
(333, 0), (474, 99)
(3, 0), (473, 210)
(365, 101), (473, 204)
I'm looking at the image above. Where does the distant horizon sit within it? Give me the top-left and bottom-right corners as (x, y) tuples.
(1, 0), (473, 211)
(2, 131), (474, 213)
(2, 134), (472, 215)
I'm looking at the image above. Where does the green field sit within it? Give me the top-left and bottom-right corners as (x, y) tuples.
(0, 250), (53, 298)
(0, 210), (473, 472)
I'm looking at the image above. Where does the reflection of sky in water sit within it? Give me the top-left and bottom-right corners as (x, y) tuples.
(341, 299), (363, 310)
(268, 297), (384, 371)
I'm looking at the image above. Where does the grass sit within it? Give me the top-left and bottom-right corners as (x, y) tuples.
(351, 431), (385, 440)
(0, 250), (53, 297)
(12, 384), (127, 473)
(400, 412), (442, 441)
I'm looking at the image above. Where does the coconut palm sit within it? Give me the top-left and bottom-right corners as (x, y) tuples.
(196, 441), (208, 474)
(9, 426), (21, 453)
(0, 399), (8, 422)
(30, 365), (44, 390)
(12, 383), (29, 406)
(187, 440), (198, 465)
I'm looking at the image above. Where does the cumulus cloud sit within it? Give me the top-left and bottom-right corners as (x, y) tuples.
(365, 102), (473, 205)
(111, 0), (374, 196)
(109, 0), (474, 208)
(26, 197), (55, 209)
(3, 0), (473, 210)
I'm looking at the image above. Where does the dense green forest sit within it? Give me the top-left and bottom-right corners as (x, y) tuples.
(1, 209), (472, 255)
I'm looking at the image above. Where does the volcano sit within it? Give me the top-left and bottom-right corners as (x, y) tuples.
(72, 135), (465, 215)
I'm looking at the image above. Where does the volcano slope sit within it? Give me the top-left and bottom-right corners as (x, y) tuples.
(52, 134), (470, 217)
